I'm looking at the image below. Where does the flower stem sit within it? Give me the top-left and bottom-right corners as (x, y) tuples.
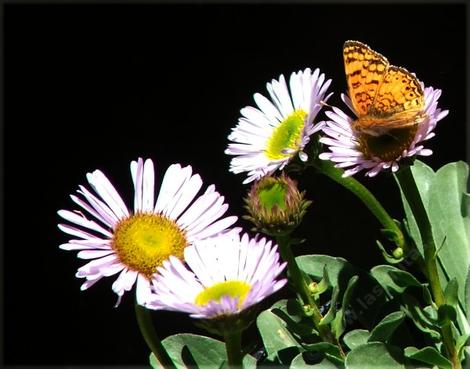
(276, 234), (345, 358)
(134, 301), (176, 369)
(224, 328), (243, 369)
(395, 166), (461, 369)
(313, 159), (405, 250)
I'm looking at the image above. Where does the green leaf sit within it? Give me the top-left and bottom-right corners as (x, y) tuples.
(342, 329), (370, 351)
(331, 276), (359, 339)
(397, 160), (470, 332)
(401, 295), (441, 341)
(438, 304), (457, 327)
(313, 266), (331, 296)
(370, 265), (422, 296)
(257, 309), (301, 361)
(345, 342), (410, 369)
(404, 346), (452, 369)
(368, 311), (406, 343)
(456, 333), (470, 360)
(444, 278), (459, 307)
(302, 342), (344, 365)
(296, 255), (356, 290)
(271, 299), (320, 338)
(396, 160), (435, 257)
(291, 352), (343, 368)
(149, 333), (255, 369)
(320, 285), (340, 327)
(429, 162), (470, 313)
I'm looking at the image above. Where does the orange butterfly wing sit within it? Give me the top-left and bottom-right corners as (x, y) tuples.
(343, 41), (426, 135)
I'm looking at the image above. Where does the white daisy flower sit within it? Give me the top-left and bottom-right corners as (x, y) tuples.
(319, 86), (448, 177)
(225, 68), (332, 183)
(145, 232), (287, 319)
(58, 158), (238, 306)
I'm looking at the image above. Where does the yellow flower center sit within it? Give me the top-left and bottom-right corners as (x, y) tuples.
(265, 110), (307, 160)
(195, 280), (251, 308)
(112, 213), (188, 279)
(358, 125), (419, 162)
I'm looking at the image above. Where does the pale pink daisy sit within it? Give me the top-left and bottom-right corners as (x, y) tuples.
(145, 232), (287, 319)
(319, 86), (448, 177)
(58, 158), (237, 306)
(225, 68), (332, 183)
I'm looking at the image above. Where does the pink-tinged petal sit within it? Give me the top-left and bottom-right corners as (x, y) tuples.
(70, 194), (114, 228)
(142, 159), (155, 212)
(86, 170), (129, 220)
(136, 275), (152, 305)
(58, 223), (101, 240)
(77, 250), (114, 259)
(77, 186), (120, 226)
(131, 158), (144, 212)
(58, 210), (112, 238)
(154, 164), (189, 213)
(167, 174), (203, 220)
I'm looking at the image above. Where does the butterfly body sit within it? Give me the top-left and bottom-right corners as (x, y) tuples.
(343, 40), (427, 137)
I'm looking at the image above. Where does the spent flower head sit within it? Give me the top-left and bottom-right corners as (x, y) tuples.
(225, 68), (332, 183)
(57, 158), (237, 306)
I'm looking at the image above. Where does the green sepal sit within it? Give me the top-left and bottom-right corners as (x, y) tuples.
(404, 346), (452, 369)
(368, 311), (406, 343)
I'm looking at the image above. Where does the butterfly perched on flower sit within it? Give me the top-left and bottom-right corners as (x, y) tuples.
(343, 40), (426, 137)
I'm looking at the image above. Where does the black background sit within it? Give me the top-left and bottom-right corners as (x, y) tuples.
(4, 3), (467, 366)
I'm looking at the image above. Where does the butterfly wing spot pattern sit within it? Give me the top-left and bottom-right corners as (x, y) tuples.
(343, 40), (426, 137)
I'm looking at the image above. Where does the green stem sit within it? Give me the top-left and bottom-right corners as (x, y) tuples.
(395, 166), (461, 369)
(135, 301), (176, 369)
(276, 234), (345, 358)
(313, 159), (405, 250)
(224, 328), (243, 369)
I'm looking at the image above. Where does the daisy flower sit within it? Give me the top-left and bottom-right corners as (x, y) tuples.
(57, 158), (237, 306)
(225, 68), (332, 183)
(319, 86), (448, 177)
(145, 232), (287, 319)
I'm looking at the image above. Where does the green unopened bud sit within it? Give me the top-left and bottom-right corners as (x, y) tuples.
(392, 247), (404, 259)
(244, 174), (311, 237)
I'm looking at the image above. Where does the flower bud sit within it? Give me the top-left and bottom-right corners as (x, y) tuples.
(244, 174), (311, 236)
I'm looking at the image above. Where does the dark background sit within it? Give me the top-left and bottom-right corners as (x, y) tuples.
(4, 3), (467, 366)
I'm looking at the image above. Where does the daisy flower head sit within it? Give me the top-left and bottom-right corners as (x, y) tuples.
(145, 232), (287, 319)
(319, 86), (448, 177)
(57, 158), (237, 306)
(225, 68), (332, 184)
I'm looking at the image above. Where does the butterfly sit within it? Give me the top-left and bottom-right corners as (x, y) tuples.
(343, 40), (426, 137)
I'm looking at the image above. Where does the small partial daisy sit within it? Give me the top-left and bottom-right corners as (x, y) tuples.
(145, 232), (287, 319)
(58, 158), (237, 306)
(319, 86), (448, 177)
(225, 68), (332, 183)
